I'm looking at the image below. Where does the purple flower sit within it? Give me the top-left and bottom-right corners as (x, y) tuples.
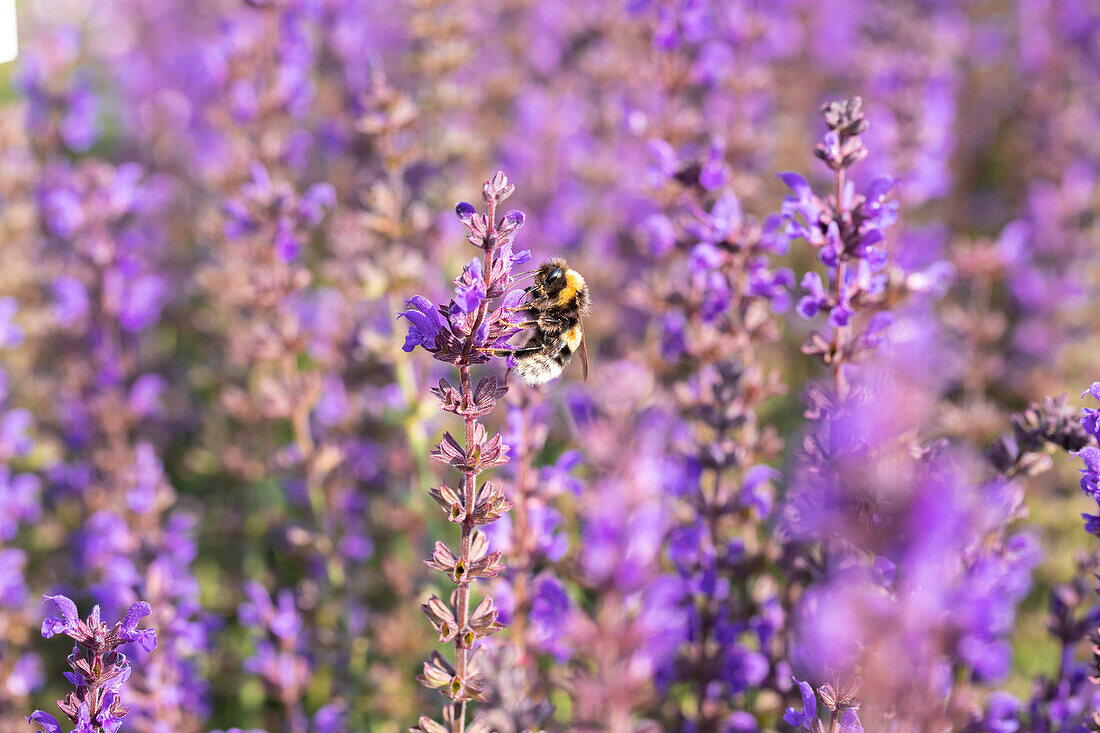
(1081, 383), (1100, 438)
(699, 138), (727, 190)
(119, 600), (158, 651)
(686, 190), (742, 244)
(720, 645), (768, 694)
(71, 704), (93, 733)
(453, 257), (488, 314)
(223, 198), (257, 238)
(979, 691), (1022, 733)
(863, 177), (899, 230)
(239, 581), (311, 698)
(299, 182), (336, 226)
(275, 217), (302, 261)
(26, 712), (63, 733)
(455, 201), (476, 220)
(783, 678), (817, 729)
(398, 296), (444, 353)
(229, 79), (258, 122)
(641, 213), (676, 257)
(240, 581), (303, 641)
(646, 138), (678, 184)
(820, 221), (843, 268)
(315, 375), (348, 426)
(687, 242), (724, 276)
(7, 653), (43, 696)
(0, 468), (42, 540)
(40, 187), (84, 239)
(746, 260), (794, 313)
(661, 310), (688, 361)
(125, 443), (164, 514)
(0, 549), (28, 607)
(96, 691), (125, 733)
(41, 594), (81, 639)
(778, 171), (813, 201)
(1076, 385), (1100, 536)
(0, 297), (25, 347)
(117, 274), (167, 333)
(724, 711), (759, 732)
(829, 298), (853, 329)
(529, 573), (572, 663)
(60, 83), (99, 152)
(503, 209), (526, 228)
(539, 450), (585, 497)
(35, 595), (154, 732)
(127, 374), (167, 418)
(796, 271), (829, 320)
(840, 709), (863, 732)
(739, 465), (778, 517)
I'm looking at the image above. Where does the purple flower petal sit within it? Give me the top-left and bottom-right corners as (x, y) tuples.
(41, 594), (79, 639)
(26, 711), (63, 733)
(119, 601), (158, 651)
(778, 171), (812, 199)
(455, 201), (476, 220)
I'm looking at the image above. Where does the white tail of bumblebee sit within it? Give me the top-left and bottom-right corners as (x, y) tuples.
(514, 355), (563, 386)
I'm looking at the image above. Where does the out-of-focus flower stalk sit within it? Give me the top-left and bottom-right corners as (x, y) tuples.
(787, 96), (892, 397)
(505, 389), (536, 664)
(642, 151), (791, 727)
(830, 167), (850, 396)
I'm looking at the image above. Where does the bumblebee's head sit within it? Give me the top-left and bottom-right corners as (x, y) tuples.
(535, 258), (570, 295)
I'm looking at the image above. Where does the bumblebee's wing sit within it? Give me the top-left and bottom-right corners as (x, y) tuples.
(580, 330), (589, 382)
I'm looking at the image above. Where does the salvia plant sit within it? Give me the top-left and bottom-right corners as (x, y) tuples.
(4, 2), (1100, 732)
(402, 171), (530, 733)
(28, 596), (156, 733)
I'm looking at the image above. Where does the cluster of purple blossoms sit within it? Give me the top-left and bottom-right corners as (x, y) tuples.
(237, 581), (333, 732)
(223, 163), (336, 263)
(1076, 384), (1100, 536)
(28, 595), (156, 733)
(400, 184), (529, 365)
(781, 98), (897, 345)
(16, 29), (101, 154)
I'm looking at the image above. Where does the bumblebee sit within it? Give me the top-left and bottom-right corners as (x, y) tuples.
(489, 257), (590, 386)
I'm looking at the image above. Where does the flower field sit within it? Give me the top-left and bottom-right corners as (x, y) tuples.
(4, 2), (1100, 731)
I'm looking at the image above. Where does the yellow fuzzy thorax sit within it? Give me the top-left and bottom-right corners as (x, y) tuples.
(558, 269), (585, 306)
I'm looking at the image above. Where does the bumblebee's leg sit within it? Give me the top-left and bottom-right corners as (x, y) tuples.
(538, 314), (571, 331)
(507, 318), (567, 333)
(481, 345), (543, 358)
